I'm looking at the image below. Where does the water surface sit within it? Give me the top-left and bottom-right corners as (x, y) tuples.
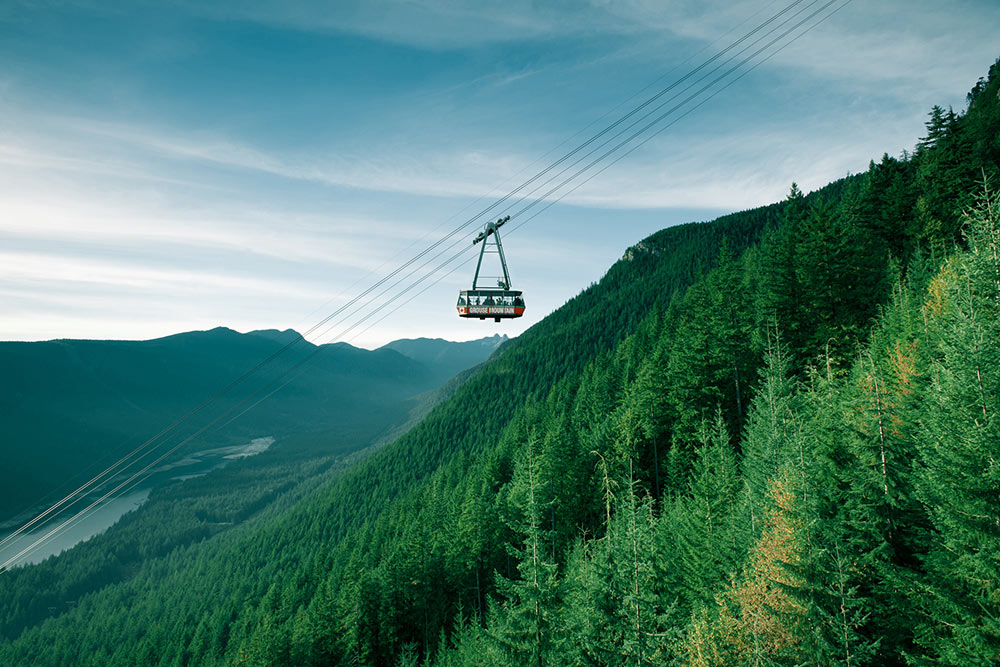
(0, 436), (273, 569)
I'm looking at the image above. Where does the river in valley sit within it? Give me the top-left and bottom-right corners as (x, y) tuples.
(0, 437), (274, 569)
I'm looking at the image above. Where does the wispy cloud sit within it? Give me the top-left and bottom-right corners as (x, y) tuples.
(167, 0), (632, 48)
(0, 88), (937, 224)
(2, 0), (996, 346)
(0, 250), (320, 296)
(600, 0), (1000, 103)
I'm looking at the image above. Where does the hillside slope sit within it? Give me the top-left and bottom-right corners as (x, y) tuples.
(0, 170), (850, 665)
(0, 161), (791, 662)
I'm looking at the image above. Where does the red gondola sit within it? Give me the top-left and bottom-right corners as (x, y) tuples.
(457, 216), (526, 323)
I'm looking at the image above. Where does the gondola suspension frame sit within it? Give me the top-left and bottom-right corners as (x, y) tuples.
(457, 216), (525, 322)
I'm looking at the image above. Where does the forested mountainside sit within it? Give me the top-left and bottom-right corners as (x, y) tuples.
(0, 328), (498, 520)
(1, 60), (998, 667)
(0, 159), (786, 662)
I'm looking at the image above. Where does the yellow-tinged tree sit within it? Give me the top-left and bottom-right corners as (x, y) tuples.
(678, 477), (807, 667)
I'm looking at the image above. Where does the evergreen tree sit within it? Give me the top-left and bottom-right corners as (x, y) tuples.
(914, 186), (1000, 664)
(672, 412), (741, 613)
(678, 478), (808, 667)
(741, 332), (799, 540)
(787, 363), (882, 666)
(758, 184), (809, 356)
(490, 436), (561, 667)
(615, 463), (662, 666)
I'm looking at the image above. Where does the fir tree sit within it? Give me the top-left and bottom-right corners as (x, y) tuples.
(914, 186), (1000, 664)
(741, 332), (799, 541)
(672, 412), (741, 613)
(491, 436), (561, 667)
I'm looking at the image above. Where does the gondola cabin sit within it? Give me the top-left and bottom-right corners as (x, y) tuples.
(457, 216), (526, 323)
(457, 289), (525, 322)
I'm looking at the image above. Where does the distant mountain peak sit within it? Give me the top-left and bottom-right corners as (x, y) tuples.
(378, 335), (508, 384)
(382, 334), (508, 348)
(245, 328), (305, 344)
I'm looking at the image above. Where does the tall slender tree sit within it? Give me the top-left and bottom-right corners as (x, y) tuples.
(914, 186), (1000, 664)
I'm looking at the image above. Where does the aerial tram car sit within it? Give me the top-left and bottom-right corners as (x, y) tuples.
(457, 216), (525, 323)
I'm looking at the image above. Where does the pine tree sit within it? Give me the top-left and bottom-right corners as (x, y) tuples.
(537, 407), (596, 560)
(559, 457), (663, 667)
(787, 363), (882, 666)
(450, 472), (501, 623)
(490, 436), (561, 667)
(672, 412), (741, 613)
(757, 184), (809, 357)
(677, 478), (808, 667)
(616, 462), (662, 666)
(856, 154), (919, 261)
(914, 186), (1000, 664)
(741, 332), (799, 542)
(798, 199), (887, 359)
(557, 538), (611, 667)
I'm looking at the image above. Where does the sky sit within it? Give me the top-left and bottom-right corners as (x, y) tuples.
(1, 0), (998, 349)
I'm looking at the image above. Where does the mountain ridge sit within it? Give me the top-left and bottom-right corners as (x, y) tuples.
(0, 328), (502, 521)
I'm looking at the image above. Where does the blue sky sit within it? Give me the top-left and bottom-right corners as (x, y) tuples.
(2, 1), (998, 348)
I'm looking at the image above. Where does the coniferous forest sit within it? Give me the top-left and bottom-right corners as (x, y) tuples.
(1, 60), (999, 667)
